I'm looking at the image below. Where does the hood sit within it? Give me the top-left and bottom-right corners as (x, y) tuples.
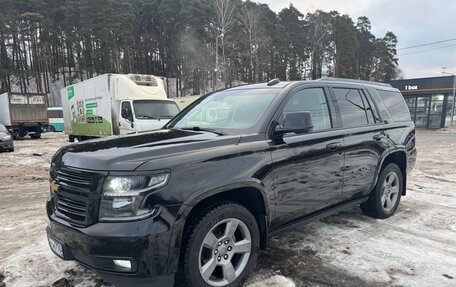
(53, 129), (241, 171)
(0, 131), (9, 138)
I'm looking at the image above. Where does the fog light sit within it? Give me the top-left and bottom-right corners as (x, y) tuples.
(113, 259), (131, 270)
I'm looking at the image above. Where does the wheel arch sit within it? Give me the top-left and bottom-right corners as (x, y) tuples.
(376, 149), (407, 196)
(167, 182), (270, 274)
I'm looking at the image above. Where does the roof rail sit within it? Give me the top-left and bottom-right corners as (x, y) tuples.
(317, 77), (392, 87)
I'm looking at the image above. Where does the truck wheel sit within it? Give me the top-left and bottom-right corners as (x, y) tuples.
(48, 126), (55, 132)
(31, 134), (41, 139)
(182, 203), (259, 287)
(361, 163), (403, 219)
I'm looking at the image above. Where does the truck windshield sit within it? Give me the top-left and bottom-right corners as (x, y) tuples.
(167, 89), (279, 134)
(133, 100), (180, 120)
(0, 124), (6, 132)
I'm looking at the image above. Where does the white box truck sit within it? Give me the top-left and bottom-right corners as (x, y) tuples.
(173, 95), (201, 110)
(0, 92), (48, 139)
(61, 74), (180, 141)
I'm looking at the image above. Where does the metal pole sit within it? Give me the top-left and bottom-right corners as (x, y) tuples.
(451, 75), (456, 127)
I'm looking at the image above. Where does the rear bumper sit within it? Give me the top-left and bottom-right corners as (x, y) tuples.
(46, 199), (176, 287)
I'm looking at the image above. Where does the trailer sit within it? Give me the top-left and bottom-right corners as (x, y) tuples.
(61, 74), (180, 142)
(0, 92), (48, 139)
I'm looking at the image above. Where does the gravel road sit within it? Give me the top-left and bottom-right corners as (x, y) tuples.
(0, 130), (455, 287)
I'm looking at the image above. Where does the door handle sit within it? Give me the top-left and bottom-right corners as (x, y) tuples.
(373, 133), (385, 141)
(326, 142), (342, 151)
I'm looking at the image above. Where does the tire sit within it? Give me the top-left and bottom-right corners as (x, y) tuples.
(182, 203), (259, 287)
(31, 134), (41, 139)
(361, 163), (403, 219)
(8, 148), (14, 152)
(48, 125), (56, 132)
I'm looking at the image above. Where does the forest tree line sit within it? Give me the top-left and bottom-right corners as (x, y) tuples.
(0, 0), (400, 97)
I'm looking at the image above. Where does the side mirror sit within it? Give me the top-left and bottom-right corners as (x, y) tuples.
(122, 108), (133, 122)
(274, 111), (314, 137)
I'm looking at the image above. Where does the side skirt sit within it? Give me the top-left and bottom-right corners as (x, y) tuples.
(268, 196), (369, 237)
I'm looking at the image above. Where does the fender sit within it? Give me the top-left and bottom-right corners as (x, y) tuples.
(369, 146), (408, 197)
(165, 179), (271, 274)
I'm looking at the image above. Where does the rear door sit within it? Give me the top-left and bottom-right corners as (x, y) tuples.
(330, 86), (389, 201)
(270, 86), (345, 228)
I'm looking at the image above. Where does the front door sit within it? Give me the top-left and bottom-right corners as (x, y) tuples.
(119, 101), (135, 134)
(270, 87), (344, 228)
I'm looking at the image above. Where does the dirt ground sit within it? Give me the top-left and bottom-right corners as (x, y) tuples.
(0, 130), (455, 287)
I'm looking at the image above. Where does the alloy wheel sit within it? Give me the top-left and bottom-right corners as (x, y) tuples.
(381, 172), (400, 211)
(198, 218), (252, 286)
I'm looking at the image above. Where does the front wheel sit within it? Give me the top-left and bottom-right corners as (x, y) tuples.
(361, 163), (403, 219)
(182, 203), (259, 287)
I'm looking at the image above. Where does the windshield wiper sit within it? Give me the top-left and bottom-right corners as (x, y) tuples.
(180, 126), (226, 136)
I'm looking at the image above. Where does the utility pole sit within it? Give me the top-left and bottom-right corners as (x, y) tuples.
(452, 74), (456, 127)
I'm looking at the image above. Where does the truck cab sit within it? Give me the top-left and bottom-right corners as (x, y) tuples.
(119, 99), (180, 134)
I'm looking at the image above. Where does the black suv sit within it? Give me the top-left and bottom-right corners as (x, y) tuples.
(46, 78), (416, 287)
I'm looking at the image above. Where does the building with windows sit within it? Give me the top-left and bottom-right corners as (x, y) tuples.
(388, 76), (456, 129)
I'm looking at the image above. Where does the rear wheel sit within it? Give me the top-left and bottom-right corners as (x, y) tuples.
(182, 203), (259, 287)
(48, 125), (56, 132)
(30, 134), (41, 139)
(361, 163), (403, 219)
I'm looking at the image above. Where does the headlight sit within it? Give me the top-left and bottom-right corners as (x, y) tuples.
(99, 172), (169, 221)
(3, 135), (11, 140)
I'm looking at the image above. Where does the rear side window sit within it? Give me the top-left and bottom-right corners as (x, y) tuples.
(375, 90), (411, 122)
(333, 88), (377, 128)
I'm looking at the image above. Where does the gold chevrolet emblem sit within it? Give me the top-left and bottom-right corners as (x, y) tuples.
(50, 180), (60, 193)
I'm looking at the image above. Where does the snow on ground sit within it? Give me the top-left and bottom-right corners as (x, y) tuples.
(0, 131), (455, 287)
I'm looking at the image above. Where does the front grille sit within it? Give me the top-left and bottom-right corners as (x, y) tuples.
(51, 166), (103, 227)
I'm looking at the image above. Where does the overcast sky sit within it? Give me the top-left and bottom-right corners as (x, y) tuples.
(258, 0), (456, 79)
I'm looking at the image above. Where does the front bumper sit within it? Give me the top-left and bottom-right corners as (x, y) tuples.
(46, 199), (176, 287)
(0, 139), (13, 150)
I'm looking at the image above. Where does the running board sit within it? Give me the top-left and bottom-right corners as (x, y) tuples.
(269, 196), (369, 237)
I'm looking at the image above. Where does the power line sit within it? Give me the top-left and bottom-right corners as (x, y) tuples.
(397, 37), (456, 50)
(398, 43), (456, 56)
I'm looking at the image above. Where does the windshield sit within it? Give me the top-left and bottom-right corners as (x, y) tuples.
(0, 124), (6, 132)
(167, 89), (279, 134)
(133, 100), (180, 119)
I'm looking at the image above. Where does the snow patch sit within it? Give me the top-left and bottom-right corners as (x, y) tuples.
(247, 275), (295, 287)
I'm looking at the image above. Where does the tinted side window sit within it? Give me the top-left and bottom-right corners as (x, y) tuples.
(281, 88), (332, 131)
(48, 110), (63, 118)
(375, 90), (411, 122)
(333, 88), (373, 127)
